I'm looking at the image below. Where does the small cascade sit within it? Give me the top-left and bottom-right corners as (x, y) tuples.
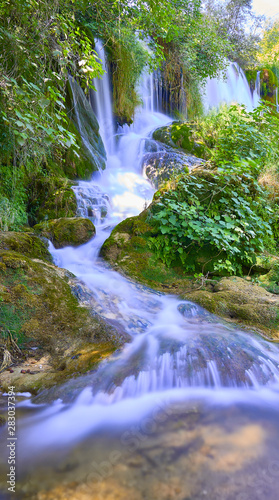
(72, 182), (110, 224)
(154, 69), (163, 112)
(90, 40), (115, 154)
(253, 70), (261, 107)
(276, 87), (279, 113)
(137, 68), (155, 113)
(203, 62), (256, 112)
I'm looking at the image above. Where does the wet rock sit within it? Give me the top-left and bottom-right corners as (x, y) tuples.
(0, 231), (52, 262)
(65, 76), (106, 175)
(34, 217), (95, 249)
(185, 277), (279, 340)
(0, 245), (128, 394)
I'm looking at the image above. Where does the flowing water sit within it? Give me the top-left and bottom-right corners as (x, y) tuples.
(1, 51), (279, 500)
(203, 62), (257, 112)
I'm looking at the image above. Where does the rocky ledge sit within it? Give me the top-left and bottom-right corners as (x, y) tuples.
(0, 232), (129, 394)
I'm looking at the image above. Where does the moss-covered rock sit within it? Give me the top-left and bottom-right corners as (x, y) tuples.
(245, 69), (258, 92)
(153, 123), (210, 159)
(34, 217), (95, 249)
(0, 250), (128, 393)
(260, 68), (278, 99)
(63, 116), (103, 180)
(185, 277), (279, 341)
(142, 145), (203, 189)
(0, 232), (52, 262)
(28, 176), (77, 225)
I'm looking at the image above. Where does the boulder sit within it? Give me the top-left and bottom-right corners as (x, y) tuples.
(34, 217), (95, 249)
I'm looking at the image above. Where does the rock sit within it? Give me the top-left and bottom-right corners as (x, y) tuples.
(28, 176), (77, 225)
(142, 143), (203, 189)
(0, 231), (52, 262)
(185, 276), (279, 340)
(0, 246), (129, 393)
(34, 217), (95, 248)
(153, 123), (210, 159)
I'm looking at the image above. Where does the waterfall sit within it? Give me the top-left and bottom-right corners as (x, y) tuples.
(90, 40), (115, 155)
(276, 87), (279, 113)
(203, 62), (256, 112)
(137, 68), (155, 113)
(4, 42), (279, 499)
(253, 70), (261, 107)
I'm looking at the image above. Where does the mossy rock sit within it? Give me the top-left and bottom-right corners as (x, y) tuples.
(0, 232), (52, 262)
(63, 117), (103, 180)
(153, 125), (178, 148)
(260, 68), (278, 98)
(153, 123), (209, 159)
(260, 68), (278, 113)
(245, 69), (258, 92)
(0, 249), (128, 393)
(185, 277), (279, 340)
(28, 176), (77, 225)
(34, 217), (95, 249)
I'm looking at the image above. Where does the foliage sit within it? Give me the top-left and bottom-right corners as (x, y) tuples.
(0, 0), (104, 229)
(204, 0), (263, 68)
(149, 104), (279, 275)
(149, 164), (274, 274)
(186, 103), (279, 166)
(258, 20), (279, 76)
(81, 0), (230, 121)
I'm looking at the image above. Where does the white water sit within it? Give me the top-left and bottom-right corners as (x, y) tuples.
(253, 70), (261, 108)
(4, 48), (279, 468)
(90, 40), (116, 154)
(203, 62), (256, 112)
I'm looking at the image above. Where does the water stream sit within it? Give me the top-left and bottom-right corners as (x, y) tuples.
(203, 62), (258, 112)
(1, 50), (279, 500)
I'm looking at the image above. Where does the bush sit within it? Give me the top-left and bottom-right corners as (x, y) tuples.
(149, 162), (274, 275)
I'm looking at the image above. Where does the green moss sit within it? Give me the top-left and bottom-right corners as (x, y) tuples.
(260, 69), (278, 111)
(0, 231), (52, 262)
(65, 79), (106, 175)
(28, 176), (77, 224)
(0, 249), (126, 393)
(34, 217), (95, 249)
(63, 117), (103, 180)
(245, 69), (258, 91)
(153, 123), (209, 159)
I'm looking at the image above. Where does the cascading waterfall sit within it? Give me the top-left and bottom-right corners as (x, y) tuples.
(1, 42), (279, 499)
(90, 40), (115, 155)
(253, 70), (261, 107)
(203, 62), (256, 112)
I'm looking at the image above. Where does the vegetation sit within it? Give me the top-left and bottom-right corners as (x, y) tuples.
(204, 0), (264, 68)
(145, 104), (279, 275)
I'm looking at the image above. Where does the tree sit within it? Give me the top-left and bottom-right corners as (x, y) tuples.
(258, 19), (279, 76)
(204, 0), (264, 67)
